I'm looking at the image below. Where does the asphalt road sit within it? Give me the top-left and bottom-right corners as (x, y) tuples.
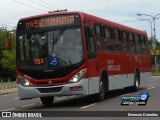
(0, 76), (160, 120)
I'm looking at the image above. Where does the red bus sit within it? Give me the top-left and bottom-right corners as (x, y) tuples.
(16, 11), (151, 106)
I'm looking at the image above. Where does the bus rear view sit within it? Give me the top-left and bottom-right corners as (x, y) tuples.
(16, 11), (87, 106)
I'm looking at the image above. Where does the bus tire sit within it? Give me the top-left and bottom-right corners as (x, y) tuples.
(132, 72), (140, 91)
(40, 96), (54, 106)
(97, 77), (106, 102)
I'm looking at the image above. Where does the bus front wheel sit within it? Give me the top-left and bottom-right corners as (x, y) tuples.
(97, 78), (106, 102)
(40, 96), (54, 106)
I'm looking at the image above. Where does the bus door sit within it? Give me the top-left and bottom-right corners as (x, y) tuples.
(84, 22), (99, 94)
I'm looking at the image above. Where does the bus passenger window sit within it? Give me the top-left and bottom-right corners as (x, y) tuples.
(95, 25), (104, 51)
(114, 29), (119, 40)
(118, 30), (122, 41)
(128, 33), (135, 53)
(104, 27), (111, 41)
(141, 36), (147, 54)
(129, 33), (133, 42)
(138, 36), (142, 44)
(122, 31), (128, 42)
(134, 35), (142, 54)
(85, 25), (96, 59)
(134, 35), (139, 44)
(114, 29), (122, 52)
(121, 31), (128, 53)
(104, 27), (114, 52)
(145, 37), (149, 54)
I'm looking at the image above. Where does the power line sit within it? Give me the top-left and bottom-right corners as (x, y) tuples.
(117, 19), (144, 23)
(12, 0), (47, 12)
(38, 0), (62, 9)
(28, 0), (52, 10)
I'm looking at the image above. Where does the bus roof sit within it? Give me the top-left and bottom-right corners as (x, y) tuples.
(19, 11), (147, 36)
(81, 12), (147, 36)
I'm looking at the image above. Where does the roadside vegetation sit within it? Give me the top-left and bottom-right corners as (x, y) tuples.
(0, 27), (16, 83)
(149, 39), (160, 76)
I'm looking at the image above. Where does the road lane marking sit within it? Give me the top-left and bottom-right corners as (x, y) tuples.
(56, 97), (67, 101)
(2, 108), (16, 111)
(21, 103), (35, 108)
(147, 87), (155, 90)
(80, 103), (97, 109)
(69, 95), (76, 98)
(56, 96), (72, 101)
(121, 94), (129, 97)
(13, 97), (19, 100)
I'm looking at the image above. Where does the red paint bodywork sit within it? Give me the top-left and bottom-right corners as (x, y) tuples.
(16, 11), (151, 87)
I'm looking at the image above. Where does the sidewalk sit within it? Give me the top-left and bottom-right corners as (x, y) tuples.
(0, 88), (17, 95)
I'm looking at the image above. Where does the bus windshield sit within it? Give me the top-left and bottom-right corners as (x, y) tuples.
(18, 28), (83, 69)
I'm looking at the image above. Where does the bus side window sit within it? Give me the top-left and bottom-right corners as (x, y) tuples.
(114, 29), (119, 40)
(95, 24), (105, 51)
(134, 35), (139, 54)
(114, 29), (122, 52)
(104, 27), (114, 52)
(104, 27), (111, 41)
(128, 33), (136, 53)
(141, 36), (148, 54)
(84, 25), (96, 59)
(121, 31), (128, 53)
(138, 35), (142, 54)
(145, 37), (149, 55)
(122, 31), (127, 42)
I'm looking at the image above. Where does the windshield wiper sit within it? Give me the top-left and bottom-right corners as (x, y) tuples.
(52, 29), (65, 56)
(52, 29), (65, 44)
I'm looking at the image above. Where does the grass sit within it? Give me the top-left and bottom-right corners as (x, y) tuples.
(152, 72), (160, 76)
(152, 67), (160, 76)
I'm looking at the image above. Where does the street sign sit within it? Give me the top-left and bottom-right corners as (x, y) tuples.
(156, 50), (160, 55)
(150, 50), (154, 55)
(150, 50), (160, 55)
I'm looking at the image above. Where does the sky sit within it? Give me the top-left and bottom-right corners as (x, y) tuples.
(1, 0), (160, 41)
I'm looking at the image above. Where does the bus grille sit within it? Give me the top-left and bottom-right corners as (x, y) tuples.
(37, 87), (63, 93)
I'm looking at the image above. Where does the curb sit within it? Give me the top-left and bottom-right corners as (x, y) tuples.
(152, 76), (160, 78)
(0, 88), (17, 95)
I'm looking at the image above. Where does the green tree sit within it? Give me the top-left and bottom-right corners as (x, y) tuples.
(148, 39), (160, 50)
(0, 27), (16, 81)
(148, 39), (160, 72)
(0, 50), (16, 71)
(0, 27), (16, 50)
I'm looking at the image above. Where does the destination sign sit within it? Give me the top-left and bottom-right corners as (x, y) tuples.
(18, 14), (81, 31)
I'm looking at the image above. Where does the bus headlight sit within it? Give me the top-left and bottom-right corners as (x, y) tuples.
(69, 68), (87, 83)
(17, 76), (33, 87)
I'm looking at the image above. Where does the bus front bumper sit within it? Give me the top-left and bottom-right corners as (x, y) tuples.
(18, 78), (89, 100)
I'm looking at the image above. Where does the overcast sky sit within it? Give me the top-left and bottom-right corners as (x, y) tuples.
(1, 0), (160, 41)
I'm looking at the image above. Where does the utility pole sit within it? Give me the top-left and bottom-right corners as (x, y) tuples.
(136, 13), (160, 72)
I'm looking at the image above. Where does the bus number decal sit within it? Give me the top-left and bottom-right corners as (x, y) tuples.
(107, 59), (121, 71)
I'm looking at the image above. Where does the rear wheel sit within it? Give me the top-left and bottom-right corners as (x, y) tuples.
(40, 96), (54, 106)
(132, 72), (140, 91)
